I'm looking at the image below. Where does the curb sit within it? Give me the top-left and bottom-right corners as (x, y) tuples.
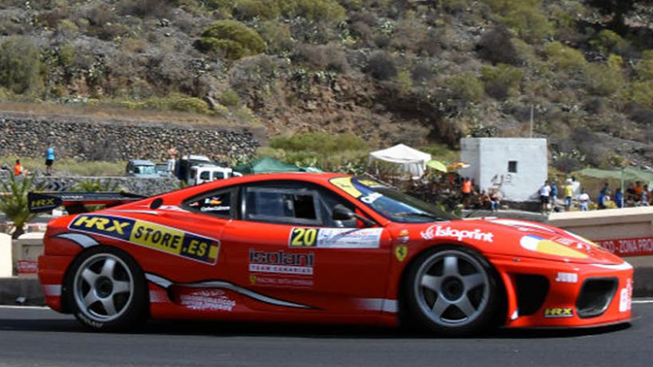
(2, 268), (653, 306)
(0, 278), (45, 306)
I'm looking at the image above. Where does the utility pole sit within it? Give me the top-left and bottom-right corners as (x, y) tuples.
(530, 104), (534, 138)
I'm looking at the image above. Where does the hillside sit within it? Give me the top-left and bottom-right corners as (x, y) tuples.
(2, 0), (653, 169)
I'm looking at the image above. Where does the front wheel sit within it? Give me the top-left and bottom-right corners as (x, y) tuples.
(65, 247), (148, 332)
(404, 246), (501, 336)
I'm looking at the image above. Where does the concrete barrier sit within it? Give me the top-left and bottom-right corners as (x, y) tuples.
(548, 207), (653, 297)
(12, 233), (44, 278)
(0, 233), (12, 277)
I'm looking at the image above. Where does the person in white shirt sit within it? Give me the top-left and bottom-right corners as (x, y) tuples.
(539, 180), (551, 212)
(579, 189), (590, 211)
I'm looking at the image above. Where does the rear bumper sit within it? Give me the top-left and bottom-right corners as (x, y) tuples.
(491, 255), (633, 328)
(38, 255), (75, 313)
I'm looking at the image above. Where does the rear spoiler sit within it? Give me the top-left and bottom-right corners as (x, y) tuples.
(28, 192), (147, 214)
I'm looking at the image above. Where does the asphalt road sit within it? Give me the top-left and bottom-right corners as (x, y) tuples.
(0, 303), (652, 367)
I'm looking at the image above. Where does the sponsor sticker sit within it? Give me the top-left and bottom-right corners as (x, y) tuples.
(69, 214), (220, 265)
(619, 278), (633, 313)
(17, 260), (38, 274)
(179, 290), (236, 311)
(288, 227), (383, 249)
(329, 177), (363, 198)
(249, 249), (314, 275)
(394, 244), (407, 262)
(421, 225), (494, 243)
(544, 308), (574, 318)
(520, 235), (588, 259)
(555, 272), (578, 283)
(249, 274), (314, 288)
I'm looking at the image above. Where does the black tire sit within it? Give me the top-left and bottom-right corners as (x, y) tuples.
(403, 246), (501, 336)
(64, 246), (148, 332)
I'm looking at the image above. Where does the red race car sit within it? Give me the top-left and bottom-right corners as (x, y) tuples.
(31, 174), (633, 335)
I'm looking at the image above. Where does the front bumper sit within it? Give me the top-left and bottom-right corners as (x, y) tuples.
(491, 255), (633, 328)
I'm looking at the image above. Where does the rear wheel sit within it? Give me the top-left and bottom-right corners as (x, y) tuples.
(404, 246), (500, 336)
(65, 247), (147, 332)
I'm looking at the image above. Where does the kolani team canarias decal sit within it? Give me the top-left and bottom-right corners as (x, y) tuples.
(68, 214), (219, 264)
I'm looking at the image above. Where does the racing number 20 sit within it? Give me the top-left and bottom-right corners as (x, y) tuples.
(290, 228), (318, 247)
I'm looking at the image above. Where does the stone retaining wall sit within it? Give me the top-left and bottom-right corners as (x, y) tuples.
(0, 113), (266, 162)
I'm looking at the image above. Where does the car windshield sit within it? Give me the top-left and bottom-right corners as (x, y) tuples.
(329, 176), (456, 223)
(137, 165), (156, 174)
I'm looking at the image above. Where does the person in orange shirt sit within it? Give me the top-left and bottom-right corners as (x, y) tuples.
(461, 177), (472, 208)
(13, 159), (23, 176)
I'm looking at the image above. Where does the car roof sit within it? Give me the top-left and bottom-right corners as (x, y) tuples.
(129, 159), (155, 166)
(166, 172), (350, 197)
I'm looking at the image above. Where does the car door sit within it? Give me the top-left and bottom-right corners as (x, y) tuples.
(223, 180), (393, 313)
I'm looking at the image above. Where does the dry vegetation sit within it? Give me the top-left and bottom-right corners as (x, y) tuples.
(2, 0), (653, 169)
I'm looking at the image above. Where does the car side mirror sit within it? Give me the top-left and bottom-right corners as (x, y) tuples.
(332, 204), (376, 227)
(333, 204), (355, 220)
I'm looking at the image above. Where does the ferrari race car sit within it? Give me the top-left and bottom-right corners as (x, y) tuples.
(31, 174), (633, 335)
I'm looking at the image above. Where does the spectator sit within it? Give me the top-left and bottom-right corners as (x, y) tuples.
(579, 189), (590, 211)
(563, 178), (574, 211)
(634, 181), (643, 203)
(539, 180), (551, 212)
(550, 180), (559, 208)
(13, 159), (23, 176)
(45, 146), (55, 175)
(615, 188), (624, 208)
(477, 190), (491, 210)
(626, 183), (636, 205)
(600, 182), (610, 195)
(461, 177), (472, 208)
(639, 190), (649, 206)
(490, 189), (502, 212)
(597, 190), (610, 209)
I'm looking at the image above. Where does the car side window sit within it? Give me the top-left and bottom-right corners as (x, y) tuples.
(184, 188), (234, 218)
(243, 186), (322, 226)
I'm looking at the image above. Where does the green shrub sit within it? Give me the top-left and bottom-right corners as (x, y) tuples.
(636, 50), (653, 81)
(583, 63), (624, 97)
(234, 0), (281, 20)
(590, 30), (628, 55)
(258, 20), (292, 53)
(167, 96), (211, 114)
(220, 89), (241, 106)
(480, 64), (524, 100)
(629, 81), (653, 110)
(270, 132), (368, 155)
(449, 72), (484, 103)
(288, 0), (346, 22)
(200, 20), (266, 60)
(0, 37), (43, 94)
(483, 0), (551, 44)
(544, 41), (587, 71)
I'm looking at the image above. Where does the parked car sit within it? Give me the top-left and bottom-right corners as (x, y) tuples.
(125, 160), (158, 178)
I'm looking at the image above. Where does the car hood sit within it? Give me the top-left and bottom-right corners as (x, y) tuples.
(405, 218), (624, 265)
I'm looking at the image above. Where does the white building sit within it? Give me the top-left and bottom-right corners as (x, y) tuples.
(458, 138), (548, 202)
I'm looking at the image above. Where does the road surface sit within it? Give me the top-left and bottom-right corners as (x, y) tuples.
(0, 302), (652, 367)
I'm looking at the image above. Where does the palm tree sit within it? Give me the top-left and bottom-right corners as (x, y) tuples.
(0, 174), (44, 239)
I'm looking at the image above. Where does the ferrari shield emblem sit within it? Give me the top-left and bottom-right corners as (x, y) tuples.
(250, 275), (257, 285)
(395, 244), (407, 262)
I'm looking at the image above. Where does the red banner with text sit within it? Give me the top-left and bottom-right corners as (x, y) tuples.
(595, 237), (653, 257)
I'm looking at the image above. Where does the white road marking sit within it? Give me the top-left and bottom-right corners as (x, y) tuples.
(633, 299), (653, 304)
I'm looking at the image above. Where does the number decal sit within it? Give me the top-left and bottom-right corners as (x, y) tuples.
(289, 228), (319, 247)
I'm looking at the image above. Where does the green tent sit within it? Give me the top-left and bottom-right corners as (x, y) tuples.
(576, 167), (653, 195)
(234, 157), (302, 174)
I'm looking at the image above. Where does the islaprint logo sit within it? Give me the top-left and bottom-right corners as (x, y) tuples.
(421, 225), (494, 243)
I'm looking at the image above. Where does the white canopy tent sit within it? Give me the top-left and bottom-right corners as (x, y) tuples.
(369, 144), (432, 178)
